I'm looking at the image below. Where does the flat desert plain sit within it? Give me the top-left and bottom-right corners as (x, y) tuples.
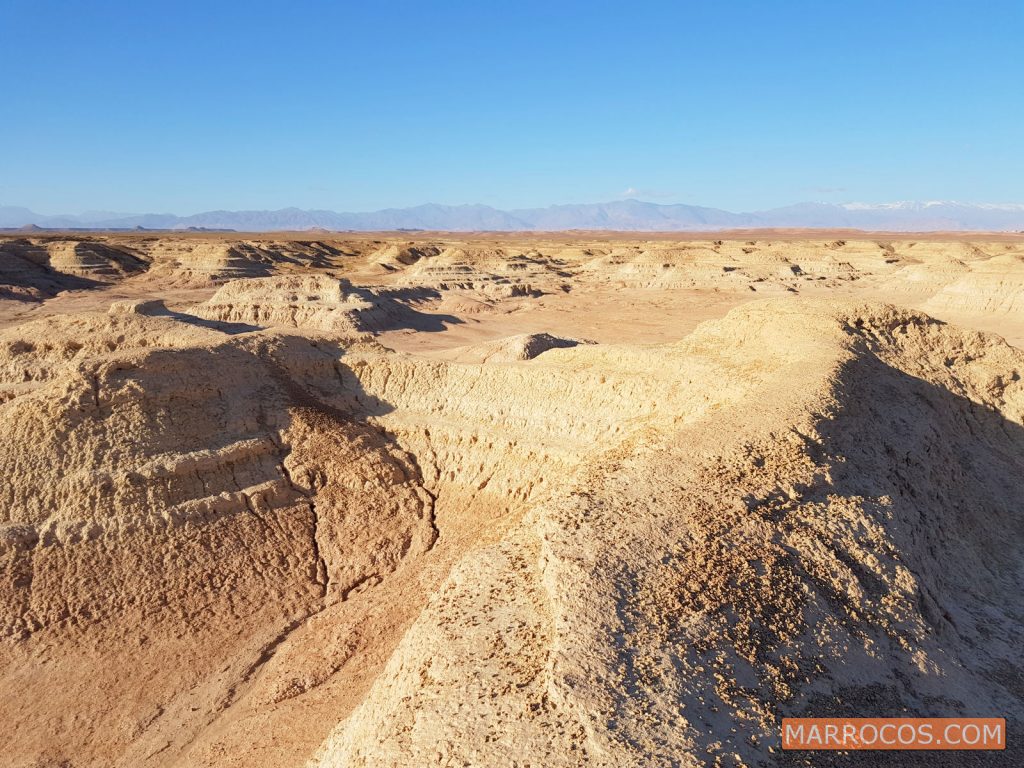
(1, 231), (1023, 767)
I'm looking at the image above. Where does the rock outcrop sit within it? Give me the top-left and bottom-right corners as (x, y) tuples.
(1, 233), (1023, 768)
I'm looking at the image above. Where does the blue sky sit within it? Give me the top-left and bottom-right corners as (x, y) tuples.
(1, 0), (1021, 214)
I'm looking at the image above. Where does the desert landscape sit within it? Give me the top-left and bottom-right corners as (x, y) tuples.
(0, 231), (1021, 766)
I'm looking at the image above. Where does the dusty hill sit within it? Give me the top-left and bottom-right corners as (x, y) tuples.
(0, 233), (1022, 767)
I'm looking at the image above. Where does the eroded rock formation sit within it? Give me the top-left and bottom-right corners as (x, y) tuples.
(1, 233), (1022, 767)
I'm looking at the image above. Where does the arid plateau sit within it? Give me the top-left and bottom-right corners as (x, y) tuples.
(2, 231), (1023, 767)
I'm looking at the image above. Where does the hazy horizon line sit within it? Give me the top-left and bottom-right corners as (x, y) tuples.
(7, 197), (1024, 219)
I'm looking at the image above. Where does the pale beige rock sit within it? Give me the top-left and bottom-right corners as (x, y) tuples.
(441, 332), (593, 363)
(188, 275), (377, 333)
(0, 232), (1023, 768)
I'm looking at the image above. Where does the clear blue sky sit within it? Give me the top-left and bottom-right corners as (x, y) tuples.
(1, 0), (1021, 214)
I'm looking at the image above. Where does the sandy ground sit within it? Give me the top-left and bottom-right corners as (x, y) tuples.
(1, 232), (1023, 767)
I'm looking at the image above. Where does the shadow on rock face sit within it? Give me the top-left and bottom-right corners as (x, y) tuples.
(109, 297), (265, 334)
(597, 349), (1024, 768)
(0, 239), (104, 300)
(176, 277), (464, 336)
(345, 284), (463, 334)
(0, 330), (434, 766)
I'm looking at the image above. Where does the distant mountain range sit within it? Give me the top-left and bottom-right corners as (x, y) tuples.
(3, 200), (1024, 232)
